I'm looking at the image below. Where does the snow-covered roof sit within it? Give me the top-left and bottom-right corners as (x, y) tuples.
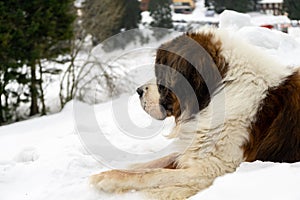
(259, 0), (283, 4)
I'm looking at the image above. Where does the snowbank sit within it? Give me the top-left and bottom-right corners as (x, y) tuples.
(1, 9), (300, 200)
(192, 161), (300, 200)
(220, 10), (300, 67)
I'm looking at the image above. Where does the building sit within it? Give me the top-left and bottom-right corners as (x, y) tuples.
(172, 0), (195, 13)
(140, 0), (195, 13)
(258, 0), (284, 16)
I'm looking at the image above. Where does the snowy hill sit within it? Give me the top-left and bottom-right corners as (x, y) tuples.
(1, 10), (300, 200)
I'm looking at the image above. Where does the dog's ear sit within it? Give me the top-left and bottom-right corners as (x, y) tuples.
(155, 34), (222, 117)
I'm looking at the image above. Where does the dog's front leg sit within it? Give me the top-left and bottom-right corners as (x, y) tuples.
(90, 167), (210, 192)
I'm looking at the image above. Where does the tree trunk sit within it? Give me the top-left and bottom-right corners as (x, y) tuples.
(38, 60), (46, 115)
(30, 61), (39, 116)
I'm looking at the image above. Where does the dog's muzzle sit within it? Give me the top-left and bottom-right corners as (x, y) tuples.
(136, 83), (167, 120)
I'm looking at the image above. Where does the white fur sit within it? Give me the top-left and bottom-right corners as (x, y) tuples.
(172, 28), (295, 176)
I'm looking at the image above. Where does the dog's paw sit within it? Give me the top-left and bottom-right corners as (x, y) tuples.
(90, 170), (137, 193)
(90, 170), (120, 192)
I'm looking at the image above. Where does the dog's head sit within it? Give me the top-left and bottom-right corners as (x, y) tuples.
(137, 32), (226, 121)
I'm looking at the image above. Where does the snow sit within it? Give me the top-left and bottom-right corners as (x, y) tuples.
(172, 0), (219, 23)
(259, 0), (283, 4)
(251, 14), (290, 26)
(192, 162), (300, 200)
(220, 10), (291, 28)
(219, 10), (300, 66)
(1, 5), (300, 200)
(219, 10), (252, 30)
(141, 11), (153, 25)
(289, 27), (300, 43)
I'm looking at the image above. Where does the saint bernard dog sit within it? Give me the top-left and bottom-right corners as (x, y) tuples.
(90, 27), (300, 199)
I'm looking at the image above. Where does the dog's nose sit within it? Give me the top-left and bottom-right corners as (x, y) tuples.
(136, 87), (144, 97)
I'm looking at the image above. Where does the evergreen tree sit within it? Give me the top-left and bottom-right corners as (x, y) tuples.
(284, 0), (300, 20)
(204, 0), (209, 7)
(250, 0), (259, 11)
(213, 0), (252, 13)
(148, 0), (173, 28)
(0, 0), (75, 123)
(19, 0), (75, 116)
(121, 0), (142, 30)
(0, 1), (29, 123)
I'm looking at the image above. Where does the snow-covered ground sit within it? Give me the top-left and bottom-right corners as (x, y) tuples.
(1, 5), (300, 200)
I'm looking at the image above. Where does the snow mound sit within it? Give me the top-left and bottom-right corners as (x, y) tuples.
(192, 161), (300, 200)
(219, 10), (300, 67)
(219, 10), (252, 30)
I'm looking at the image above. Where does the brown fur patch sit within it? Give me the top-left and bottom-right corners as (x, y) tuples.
(244, 71), (300, 162)
(155, 32), (229, 121)
(169, 92), (181, 121)
(186, 32), (228, 78)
